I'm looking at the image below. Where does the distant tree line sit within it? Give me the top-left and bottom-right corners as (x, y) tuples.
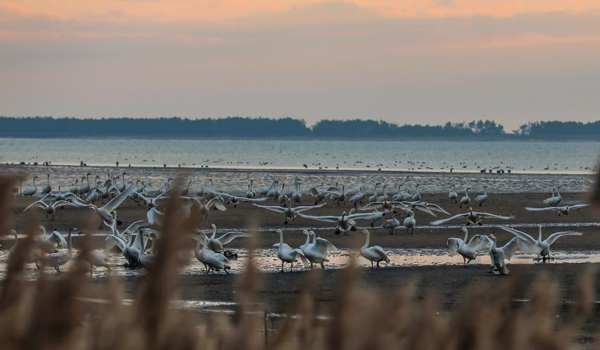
(0, 116), (596, 139)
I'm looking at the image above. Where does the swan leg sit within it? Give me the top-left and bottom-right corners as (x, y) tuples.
(280, 261), (285, 273)
(310, 262), (313, 270)
(370, 261), (374, 270)
(376, 260), (381, 268)
(290, 262), (293, 272)
(320, 261), (325, 270)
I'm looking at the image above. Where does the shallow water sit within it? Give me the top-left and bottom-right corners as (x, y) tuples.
(1, 138), (599, 174)
(2, 247), (599, 281)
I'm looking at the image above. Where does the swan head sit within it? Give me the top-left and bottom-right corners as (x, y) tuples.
(460, 227), (468, 233)
(33, 176), (39, 180)
(302, 229), (309, 236)
(489, 234), (497, 241)
(309, 231), (316, 237)
(210, 223), (216, 230)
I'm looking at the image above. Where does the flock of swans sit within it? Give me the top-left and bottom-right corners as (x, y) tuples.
(6, 173), (590, 275)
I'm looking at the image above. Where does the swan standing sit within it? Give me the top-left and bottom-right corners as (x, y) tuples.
(300, 230), (337, 270)
(403, 209), (416, 234)
(22, 176), (38, 197)
(202, 224), (249, 254)
(359, 230), (390, 269)
(543, 186), (562, 207)
(459, 188), (470, 208)
(39, 227), (77, 273)
(41, 174), (52, 195)
(448, 185), (458, 204)
(195, 233), (231, 273)
(273, 229), (309, 272)
(381, 213), (401, 234)
(446, 227), (492, 266)
(475, 186), (488, 207)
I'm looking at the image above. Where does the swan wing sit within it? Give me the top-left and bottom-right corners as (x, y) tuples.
(524, 207), (558, 212)
(501, 237), (523, 260)
(294, 203), (327, 212)
(545, 231), (583, 246)
(54, 200), (79, 209)
(410, 204), (436, 217)
(431, 213), (468, 226)
(446, 238), (461, 256)
(296, 213), (340, 223)
(217, 231), (249, 245)
(102, 185), (136, 212)
(24, 201), (47, 212)
(498, 226), (537, 245)
(123, 220), (149, 235)
(371, 245), (390, 263)
(146, 207), (165, 226)
(252, 204), (286, 213)
(293, 249), (310, 266)
(569, 204), (590, 211)
(477, 212), (513, 220)
(313, 237), (338, 254)
(466, 234), (493, 252)
(207, 197), (227, 211)
(426, 203), (450, 216)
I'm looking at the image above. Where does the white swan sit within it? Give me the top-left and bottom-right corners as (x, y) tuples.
(80, 173), (92, 195)
(431, 207), (513, 226)
(84, 248), (111, 274)
(488, 234), (522, 275)
(201, 224), (249, 253)
(41, 174), (52, 195)
(475, 186), (488, 207)
(273, 229), (309, 272)
(22, 176), (38, 197)
(459, 188), (470, 208)
(39, 227), (77, 273)
(402, 209), (416, 234)
(411, 184), (421, 202)
(245, 180), (256, 198)
(448, 185), (458, 204)
(543, 186), (562, 207)
(70, 179), (80, 196)
(525, 204), (589, 216)
(381, 213), (401, 234)
(500, 225), (582, 262)
(195, 233), (231, 274)
(300, 230), (338, 270)
(368, 183), (381, 203)
(359, 230), (390, 269)
(447, 227), (492, 265)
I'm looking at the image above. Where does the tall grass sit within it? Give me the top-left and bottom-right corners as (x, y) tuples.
(0, 174), (598, 349)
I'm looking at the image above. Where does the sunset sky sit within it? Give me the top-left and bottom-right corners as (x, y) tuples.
(1, 1), (599, 130)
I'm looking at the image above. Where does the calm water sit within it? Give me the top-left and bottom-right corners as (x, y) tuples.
(1, 138), (599, 173)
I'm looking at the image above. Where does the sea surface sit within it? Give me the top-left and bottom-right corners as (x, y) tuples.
(0, 137), (598, 193)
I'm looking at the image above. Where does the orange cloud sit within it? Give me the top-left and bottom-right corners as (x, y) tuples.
(3, 0), (599, 23)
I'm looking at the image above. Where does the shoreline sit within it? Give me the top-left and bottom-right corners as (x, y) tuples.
(1, 162), (595, 177)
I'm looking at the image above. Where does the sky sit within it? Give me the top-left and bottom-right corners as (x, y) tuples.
(1, 1), (599, 131)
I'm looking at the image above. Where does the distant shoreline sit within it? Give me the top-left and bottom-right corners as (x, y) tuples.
(1, 161), (594, 177)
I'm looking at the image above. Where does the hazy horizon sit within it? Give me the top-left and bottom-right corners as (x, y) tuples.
(2, 1), (599, 131)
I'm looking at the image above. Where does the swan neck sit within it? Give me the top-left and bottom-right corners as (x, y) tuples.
(362, 231), (370, 249)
